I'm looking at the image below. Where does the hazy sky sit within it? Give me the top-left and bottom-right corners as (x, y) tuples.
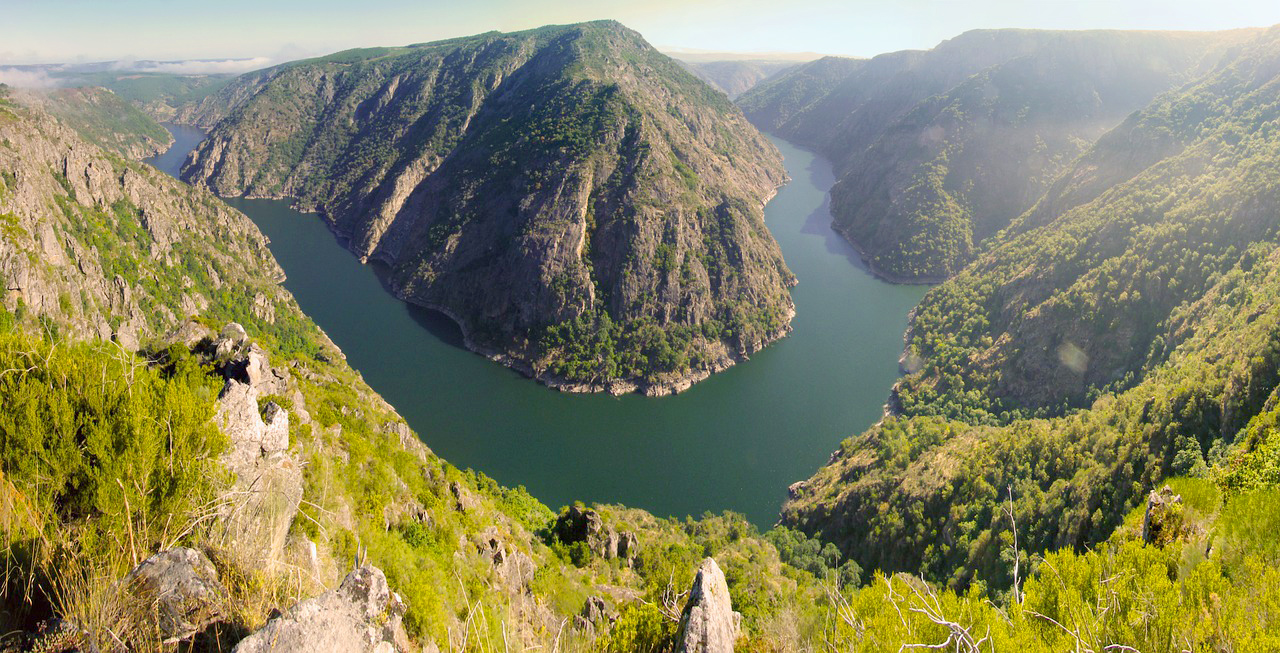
(4, 0), (1280, 65)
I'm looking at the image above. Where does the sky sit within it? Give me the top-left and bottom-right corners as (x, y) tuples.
(4, 0), (1280, 67)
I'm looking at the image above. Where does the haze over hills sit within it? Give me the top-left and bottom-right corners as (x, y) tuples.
(4, 11), (1280, 652)
(783, 23), (1280, 594)
(740, 28), (1259, 280)
(664, 50), (825, 98)
(176, 20), (796, 396)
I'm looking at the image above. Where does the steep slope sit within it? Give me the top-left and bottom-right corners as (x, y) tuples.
(178, 21), (794, 395)
(0, 88), (843, 652)
(736, 55), (866, 133)
(673, 58), (800, 98)
(0, 86), (287, 348)
(783, 25), (1280, 588)
(897, 26), (1280, 422)
(32, 86), (173, 159)
(740, 29), (1254, 280)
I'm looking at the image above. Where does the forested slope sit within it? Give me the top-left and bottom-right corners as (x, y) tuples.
(784, 26), (1280, 601)
(176, 21), (795, 396)
(740, 29), (1254, 280)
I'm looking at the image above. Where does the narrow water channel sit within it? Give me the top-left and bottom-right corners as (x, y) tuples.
(150, 125), (927, 526)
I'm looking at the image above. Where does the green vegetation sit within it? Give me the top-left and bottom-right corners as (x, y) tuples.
(49, 70), (236, 113)
(783, 30), (1280, 622)
(740, 29), (1253, 281)
(42, 87), (172, 158)
(180, 20), (793, 392)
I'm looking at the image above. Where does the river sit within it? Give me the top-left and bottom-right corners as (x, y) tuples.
(149, 124), (927, 527)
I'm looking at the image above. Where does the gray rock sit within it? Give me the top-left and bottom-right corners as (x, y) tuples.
(213, 355), (302, 568)
(553, 505), (639, 562)
(675, 558), (739, 653)
(232, 565), (407, 653)
(123, 548), (226, 643)
(580, 595), (610, 626)
(214, 322), (249, 359)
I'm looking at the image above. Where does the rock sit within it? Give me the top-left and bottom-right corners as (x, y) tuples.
(123, 548), (227, 643)
(214, 322), (249, 359)
(232, 565), (407, 653)
(477, 531), (535, 591)
(675, 558), (739, 653)
(580, 595), (610, 626)
(213, 358), (303, 568)
(617, 531), (639, 561)
(787, 481), (808, 500)
(168, 319), (215, 348)
(450, 481), (478, 514)
(1142, 485), (1184, 547)
(553, 505), (639, 562)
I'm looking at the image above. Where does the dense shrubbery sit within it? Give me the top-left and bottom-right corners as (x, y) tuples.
(0, 323), (227, 628)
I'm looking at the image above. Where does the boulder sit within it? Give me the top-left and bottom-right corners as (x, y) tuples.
(1141, 485), (1184, 547)
(675, 558), (739, 653)
(553, 505), (639, 562)
(123, 548), (227, 643)
(214, 322), (249, 359)
(232, 565), (408, 653)
(212, 346), (302, 569)
(580, 595), (610, 626)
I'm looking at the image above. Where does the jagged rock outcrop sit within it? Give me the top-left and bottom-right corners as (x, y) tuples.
(1142, 486), (1185, 547)
(675, 558), (740, 653)
(33, 86), (174, 159)
(232, 565), (410, 653)
(477, 530), (535, 591)
(178, 21), (794, 395)
(210, 324), (303, 569)
(553, 505), (639, 563)
(122, 548), (228, 643)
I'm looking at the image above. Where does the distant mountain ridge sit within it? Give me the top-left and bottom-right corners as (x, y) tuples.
(782, 24), (1280, 591)
(177, 20), (795, 395)
(740, 28), (1259, 280)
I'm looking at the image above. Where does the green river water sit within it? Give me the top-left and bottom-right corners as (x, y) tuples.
(150, 124), (927, 526)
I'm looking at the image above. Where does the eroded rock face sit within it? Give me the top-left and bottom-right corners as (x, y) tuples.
(211, 325), (303, 569)
(0, 92), (283, 350)
(676, 558), (740, 653)
(123, 548), (227, 643)
(553, 505), (639, 563)
(232, 565), (409, 653)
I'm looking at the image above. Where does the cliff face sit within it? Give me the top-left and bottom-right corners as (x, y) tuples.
(178, 21), (794, 395)
(894, 25), (1280, 421)
(32, 86), (174, 159)
(0, 87), (285, 348)
(739, 29), (1256, 281)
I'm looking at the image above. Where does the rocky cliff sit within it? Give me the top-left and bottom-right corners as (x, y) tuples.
(177, 21), (794, 395)
(34, 86), (174, 160)
(0, 86), (287, 348)
(673, 58), (800, 99)
(739, 29), (1255, 280)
